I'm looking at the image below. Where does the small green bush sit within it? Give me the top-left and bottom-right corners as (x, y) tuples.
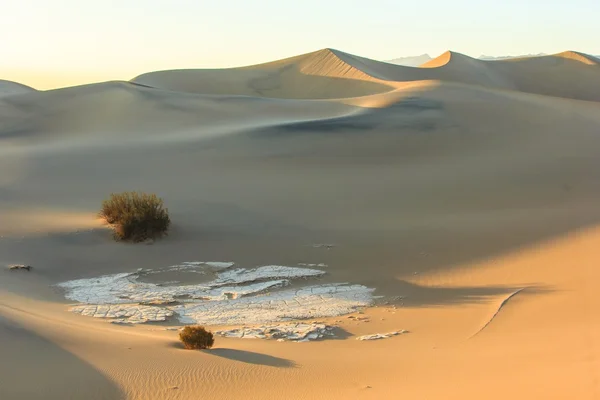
(99, 191), (170, 242)
(179, 326), (214, 350)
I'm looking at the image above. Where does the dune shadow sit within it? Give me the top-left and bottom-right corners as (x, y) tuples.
(251, 96), (444, 136)
(377, 280), (552, 308)
(0, 314), (125, 399)
(205, 348), (297, 368)
(167, 201), (313, 239)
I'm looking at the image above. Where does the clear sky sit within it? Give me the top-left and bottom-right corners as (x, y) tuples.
(1, 0), (599, 88)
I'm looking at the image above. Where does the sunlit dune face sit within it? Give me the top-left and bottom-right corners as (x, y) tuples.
(420, 51), (454, 68)
(338, 81), (442, 108)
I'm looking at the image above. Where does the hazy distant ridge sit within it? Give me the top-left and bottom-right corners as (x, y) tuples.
(386, 53), (600, 66)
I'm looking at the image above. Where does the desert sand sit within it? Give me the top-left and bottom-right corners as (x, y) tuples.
(2, 48), (600, 399)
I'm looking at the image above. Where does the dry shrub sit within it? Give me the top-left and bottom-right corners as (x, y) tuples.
(179, 326), (214, 350)
(99, 191), (170, 242)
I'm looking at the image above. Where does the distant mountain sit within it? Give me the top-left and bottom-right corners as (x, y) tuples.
(384, 54), (432, 67)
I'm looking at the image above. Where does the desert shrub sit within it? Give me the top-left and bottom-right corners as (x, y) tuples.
(99, 191), (170, 242)
(179, 326), (215, 350)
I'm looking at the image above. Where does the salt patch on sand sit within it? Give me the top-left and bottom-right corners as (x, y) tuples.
(298, 263), (328, 268)
(141, 261), (235, 275)
(57, 262), (374, 329)
(212, 265), (325, 286)
(356, 330), (408, 341)
(57, 265), (324, 304)
(171, 283), (373, 325)
(216, 323), (335, 341)
(70, 304), (173, 324)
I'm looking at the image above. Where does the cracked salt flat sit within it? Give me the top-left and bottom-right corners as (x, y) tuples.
(171, 283), (373, 325)
(176, 261), (235, 270)
(298, 263), (328, 268)
(215, 323), (335, 341)
(356, 330), (408, 340)
(141, 261), (235, 275)
(57, 265), (322, 304)
(213, 266), (325, 286)
(57, 262), (375, 329)
(70, 304), (174, 324)
(202, 262), (235, 269)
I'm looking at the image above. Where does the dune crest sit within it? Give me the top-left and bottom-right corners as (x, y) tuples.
(0, 79), (36, 98)
(420, 50), (455, 68)
(132, 48), (398, 99)
(554, 50), (599, 65)
(131, 47), (600, 102)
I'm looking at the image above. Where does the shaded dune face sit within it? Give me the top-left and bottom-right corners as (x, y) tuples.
(0, 315), (124, 400)
(0, 79), (36, 98)
(132, 49), (395, 99)
(132, 48), (600, 101)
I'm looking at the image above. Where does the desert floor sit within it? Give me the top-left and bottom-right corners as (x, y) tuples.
(2, 49), (600, 399)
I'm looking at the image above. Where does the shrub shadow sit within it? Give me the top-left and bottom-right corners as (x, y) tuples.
(324, 326), (352, 341)
(204, 348), (297, 368)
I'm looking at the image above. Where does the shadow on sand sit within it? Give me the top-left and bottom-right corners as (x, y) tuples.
(204, 348), (297, 368)
(380, 281), (552, 308)
(0, 314), (125, 400)
(169, 342), (296, 367)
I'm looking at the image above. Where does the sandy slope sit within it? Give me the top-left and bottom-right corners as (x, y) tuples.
(0, 80), (35, 98)
(133, 48), (600, 101)
(2, 48), (600, 399)
(3, 222), (600, 400)
(132, 49), (395, 99)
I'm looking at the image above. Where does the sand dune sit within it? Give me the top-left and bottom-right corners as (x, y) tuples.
(387, 52), (598, 65)
(2, 47), (600, 399)
(133, 48), (600, 102)
(0, 79), (35, 98)
(0, 80), (359, 150)
(552, 50), (599, 65)
(133, 49), (395, 99)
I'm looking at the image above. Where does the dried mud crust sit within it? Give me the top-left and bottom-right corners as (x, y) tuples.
(57, 262), (375, 328)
